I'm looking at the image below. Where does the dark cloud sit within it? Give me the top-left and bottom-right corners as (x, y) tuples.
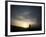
(11, 5), (41, 21)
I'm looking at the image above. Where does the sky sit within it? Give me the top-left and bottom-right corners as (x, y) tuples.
(11, 5), (41, 28)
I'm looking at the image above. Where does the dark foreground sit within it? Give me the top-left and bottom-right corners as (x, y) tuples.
(11, 25), (41, 32)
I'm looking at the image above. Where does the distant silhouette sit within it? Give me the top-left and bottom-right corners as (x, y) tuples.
(29, 24), (31, 30)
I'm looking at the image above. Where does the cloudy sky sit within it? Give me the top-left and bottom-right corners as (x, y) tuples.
(11, 5), (41, 28)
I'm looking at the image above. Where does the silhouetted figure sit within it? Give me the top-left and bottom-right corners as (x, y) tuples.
(29, 24), (31, 30)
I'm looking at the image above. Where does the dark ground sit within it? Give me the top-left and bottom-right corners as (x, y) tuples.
(11, 25), (41, 32)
